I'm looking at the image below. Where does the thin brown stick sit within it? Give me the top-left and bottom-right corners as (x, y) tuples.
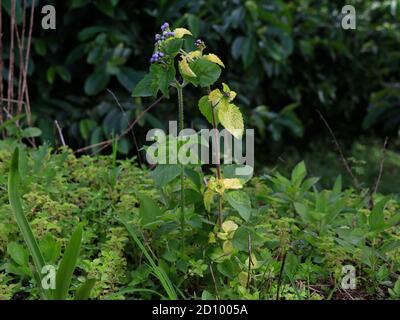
(246, 233), (253, 289)
(106, 88), (142, 165)
(20, 0), (35, 125)
(1, 98), (25, 105)
(0, 0), (4, 126)
(54, 120), (66, 147)
(75, 96), (164, 154)
(373, 137), (389, 195)
(7, 0), (16, 116)
(209, 264), (220, 300)
(368, 137), (390, 209)
(317, 110), (361, 190)
(16, 0), (27, 115)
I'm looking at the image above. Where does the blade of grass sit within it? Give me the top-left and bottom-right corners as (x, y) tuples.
(119, 218), (178, 300)
(54, 224), (83, 300)
(8, 148), (50, 299)
(74, 278), (96, 300)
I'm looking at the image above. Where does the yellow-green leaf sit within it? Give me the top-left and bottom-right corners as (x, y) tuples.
(222, 220), (238, 233)
(179, 58), (197, 78)
(204, 189), (215, 212)
(205, 54), (225, 68)
(218, 103), (244, 139)
(208, 89), (223, 106)
(174, 28), (192, 38)
(188, 50), (202, 60)
(223, 241), (234, 254)
(222, 83), (237, 102)
(223, 178), (243, 190)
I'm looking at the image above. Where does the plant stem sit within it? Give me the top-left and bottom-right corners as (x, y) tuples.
(211, 102), (223, 227)
(176, 83), (185, 247)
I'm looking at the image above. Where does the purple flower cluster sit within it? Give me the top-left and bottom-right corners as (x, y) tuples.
(195, 39), (205, 49)
(149, 51), (164, 64)
(154, 22), (175, 43)
(161, 22), (169, 31)
(150, 22), (176, 64)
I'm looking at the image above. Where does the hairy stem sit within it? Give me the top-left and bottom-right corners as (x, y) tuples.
(211, 102), (223, 227)
(177, 84), (185, 246)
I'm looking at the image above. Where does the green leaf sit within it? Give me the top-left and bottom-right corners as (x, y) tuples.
(54, 224), (83, 300)
(132, 73), (159, 97)
(8, 148), (49, 299)
(217, 259), (240, 278)
(78, 26), (109, 41)
(333, 175), (342, 194)
(218, 103), (244, 139)
(242, 36), (256, 68)
(225, 191), (251, 221)
(7, 242), (29, 266)
(151, 64), (175, 98)
(22, 127), (42, 138)
(184, 168), (203, 191)
(137, 193), (162, 228)
(291, 161), (307, 186)
(116, 67), (144, 92)
(369, 199), (387, 231)
(151, 165), (181, 188)
(187, 14), (201, 38)
(74, 278), (96, 300)
(164, 38), (184, 57)
(84, 69), (110, 95)
(189, 58), (221, 87)
(198, 96), (217, 125)
(294, 202), (310, 222)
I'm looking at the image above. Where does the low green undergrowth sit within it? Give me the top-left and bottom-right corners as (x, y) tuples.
(0, 141), (400, 300)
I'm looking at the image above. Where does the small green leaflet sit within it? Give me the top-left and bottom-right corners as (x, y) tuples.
(225, 190), (251, 221)
(188, 58), (221, 87)
(137, 193), (162, 228)
(198, 96), (219, 125)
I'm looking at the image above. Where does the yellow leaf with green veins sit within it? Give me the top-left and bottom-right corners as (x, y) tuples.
(218, 103), (244, 139)
(204, 54), (225, 68)
(223, 178), (243, 190)
(222, 220), (238, 233)
(208, 89), (223, 106)
(174, 28), (192, 38)
(179, 58), (197, 78)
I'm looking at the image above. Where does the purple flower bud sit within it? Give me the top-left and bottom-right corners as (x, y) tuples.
(161, 22), (169, 31)
(158, 52), (164, 57)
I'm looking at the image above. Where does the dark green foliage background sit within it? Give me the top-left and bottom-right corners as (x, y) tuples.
(1, 0), (399, 166)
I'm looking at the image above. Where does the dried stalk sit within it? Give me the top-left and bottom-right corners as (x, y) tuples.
(317, 110), (361, 191)
(0, 0), (4, 126)
(20, 0), (35, 125)
(7, 0), (16, 116)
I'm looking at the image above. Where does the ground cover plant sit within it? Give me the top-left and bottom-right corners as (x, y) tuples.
(1, 141), (400, 300)
(0, 15), (400, 302)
